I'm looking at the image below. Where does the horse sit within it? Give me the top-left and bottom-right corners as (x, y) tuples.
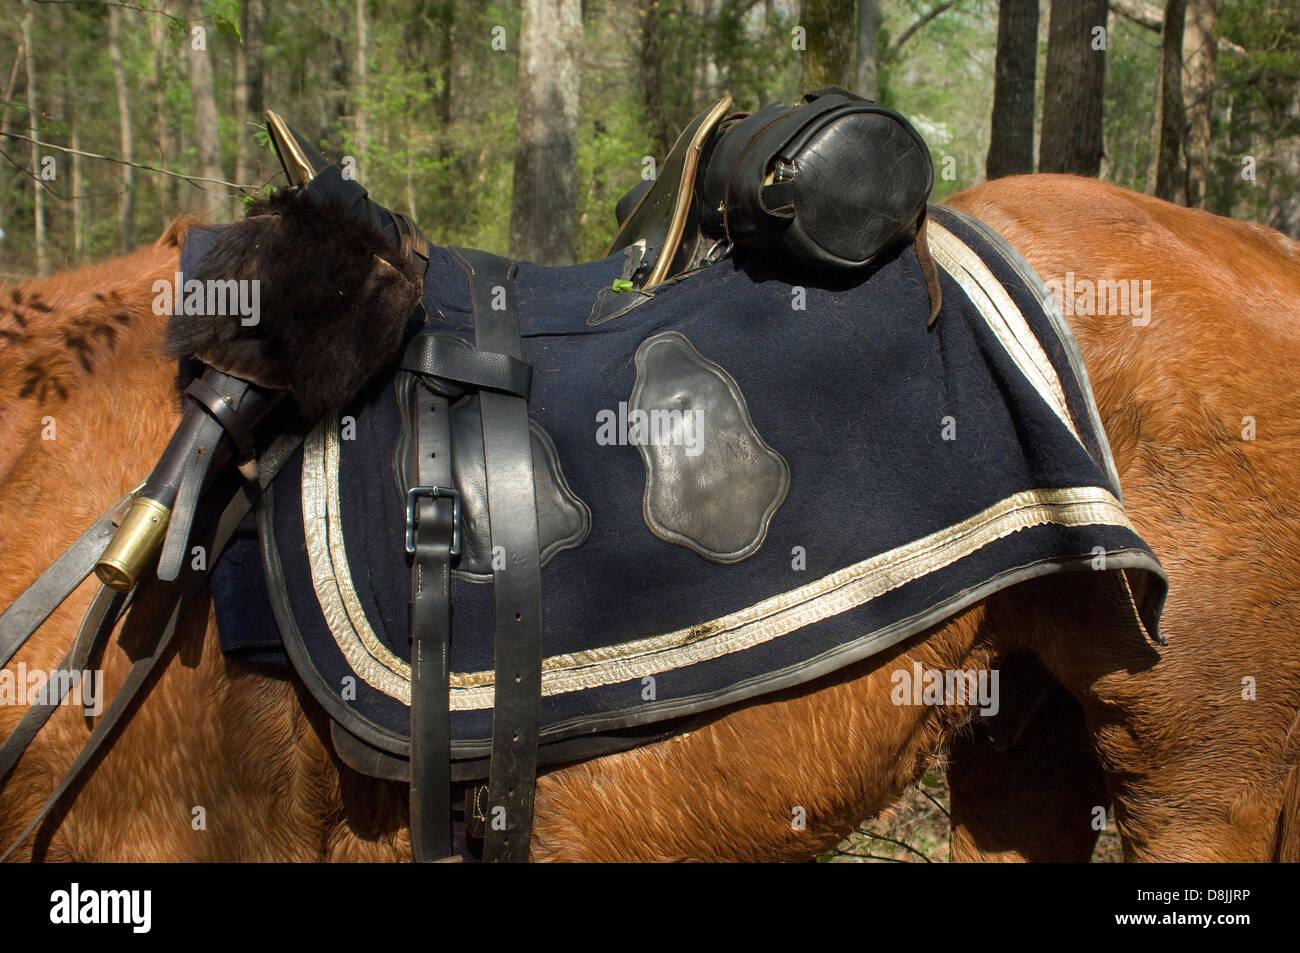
(0, 173), (1296, 861)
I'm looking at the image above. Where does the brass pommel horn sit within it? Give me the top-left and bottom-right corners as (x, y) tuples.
(265, 110), (330, 188)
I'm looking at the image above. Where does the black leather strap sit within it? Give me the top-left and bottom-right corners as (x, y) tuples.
(185, 376), (257, 461)
(0, 415), (301, 861)
(156, 411), (228, 582)
(158, 375), (273, 582)
(0, 584), (123, 789)
(0, 483), (253, 862)
(450, 247), (543, 863)
(0, 647), (75, 791)
(406, 376), (457, 862)
(0, 488), (136, 670)
(400, 332), (533, 399)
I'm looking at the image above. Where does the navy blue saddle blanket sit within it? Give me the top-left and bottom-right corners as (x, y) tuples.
(207, 205), (1166, 757)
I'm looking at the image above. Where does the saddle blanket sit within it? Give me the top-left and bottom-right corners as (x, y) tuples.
(200, 205), (1167, 762)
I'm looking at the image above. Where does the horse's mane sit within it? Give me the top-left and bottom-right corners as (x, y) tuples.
(0, 217), (201, 407)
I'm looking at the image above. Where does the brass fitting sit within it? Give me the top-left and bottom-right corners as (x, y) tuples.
(94, 497), (172, 592)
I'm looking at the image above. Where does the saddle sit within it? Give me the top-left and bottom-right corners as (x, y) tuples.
(0, 101), (1169, 864)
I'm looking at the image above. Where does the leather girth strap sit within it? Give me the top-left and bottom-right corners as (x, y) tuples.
(449, 248), (543, 863)
(406, 377), (456, 862)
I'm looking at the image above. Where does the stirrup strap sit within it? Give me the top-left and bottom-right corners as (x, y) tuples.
(451, 247), (544, 863)
(407, 377), (456, 862)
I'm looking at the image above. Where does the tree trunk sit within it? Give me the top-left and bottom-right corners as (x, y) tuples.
(435, 0), (453, 128)
(327, 34), (350, 144)
(1208, 91), (1244, 218)
(986, 0), (1039, 180)
(355, 0), (368, 166)
(405, 111), (417, 221)
(854, 0), (880, 100)
(1182, 0), (1217, 208)
(639, 0), (673, 158)
(0, 46), (22, 253)
(109, 5), (136, 251)
(151, 3), (180, 219)
(802, 0), (856, 91)
(433, 0), (455, 217)
(509, 0), (582, 266)
(184, 0), (225, 212)
(1153, 0), (1188, 203)
(1266, 84), (1300, 237)
(21, 4), (47, 276)
(235, 0), (264, 202)
(1038, 0), (1108, 176)
(69, 93), (85, 262)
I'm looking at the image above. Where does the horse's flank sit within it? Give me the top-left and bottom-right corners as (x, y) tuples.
(947, 175), (1300, 861)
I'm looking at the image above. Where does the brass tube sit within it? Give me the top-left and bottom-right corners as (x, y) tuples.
(94, 497), (172, 592)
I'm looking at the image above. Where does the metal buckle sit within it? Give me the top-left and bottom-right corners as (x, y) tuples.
(405, 485), (461, 557)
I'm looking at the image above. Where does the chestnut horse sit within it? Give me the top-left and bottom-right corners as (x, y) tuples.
(1, 175), (1297, 861)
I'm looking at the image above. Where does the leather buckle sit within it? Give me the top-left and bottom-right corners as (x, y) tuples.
(405, 485), (461, 557)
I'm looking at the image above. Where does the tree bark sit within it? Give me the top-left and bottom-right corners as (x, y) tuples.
(21, 3), (47, 275)
(235, 0), (264, 202)
(184, 0), (225, 211)
(509, 0), (582, 266)
(1154, 0), (1188, 203)
(854, 0), (880, 100)
(69, 91), (85, 262)
(1266, 84), (1300, 237)
(986, 0), (1039, 180)
(355, 0), (368, 166)
(802, 0), (856, 91)
(109, 5), (136, 251)
(1038, 0), (1108, 176)
(1182, 0), (1217, 208)
(0, 46), (22, 252)
(1111, 0), (1242, 54)
(639, 0), (673, 158)
(151, 2), (180, 218)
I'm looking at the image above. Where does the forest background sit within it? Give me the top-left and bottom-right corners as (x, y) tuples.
(1, 1), (1296, 284)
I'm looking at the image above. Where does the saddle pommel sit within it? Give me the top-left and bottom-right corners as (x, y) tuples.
(265, 110), (329, 187)
(94, 497), (172, 592)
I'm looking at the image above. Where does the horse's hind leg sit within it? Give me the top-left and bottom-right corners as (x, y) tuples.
(947, 662), (1108, 862)
(1000, 572), (1295, 861)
